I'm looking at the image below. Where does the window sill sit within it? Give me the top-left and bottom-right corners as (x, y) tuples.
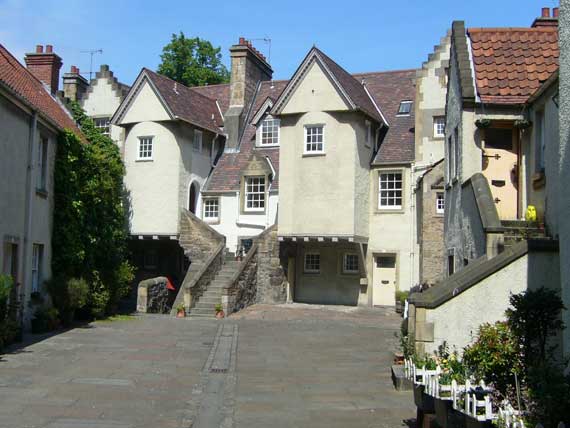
(35, 188), (48, 199)
(204, 219), (220, 225)
(303, 271), (321, 275)
(433, 136), (445, 140)
(135, 158), (154, 162)
(302, 152), (326, 158)
(375, 208), (405, 215)
(242, 210), (266, 215)
(256, 144), (280, 149)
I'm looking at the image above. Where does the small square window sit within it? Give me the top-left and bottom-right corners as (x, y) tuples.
(260, 116), (280, 146)
(397, 101), (413, 115)
(193, 130), (203, 152)
(433, 116), (445, 138)
(304, 125), (324, 154)
(436, 192), (445, 214)
(203, 198), (219, 221)
(94, 117), (110, 136)
(343, 253), (359, 274)
(138, 137), (153, 160)
(244, 176), (266, 212)
(378, 172), (403, 210)
(304, 253), (320, 273)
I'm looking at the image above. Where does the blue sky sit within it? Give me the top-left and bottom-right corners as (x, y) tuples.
(0, 0), (559, 86)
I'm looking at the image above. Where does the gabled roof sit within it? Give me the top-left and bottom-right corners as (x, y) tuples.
(0, 43), (81, 135)
(112, 68), (223, 134)
(356, 69), (417, 165)
(272, 47), (386, 123)
(467, 26), (559, 105)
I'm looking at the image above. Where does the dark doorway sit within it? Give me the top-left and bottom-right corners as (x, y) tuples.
(189, 182), (199, 214)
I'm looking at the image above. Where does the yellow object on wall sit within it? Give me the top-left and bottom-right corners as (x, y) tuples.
(525, 205), (537, 222)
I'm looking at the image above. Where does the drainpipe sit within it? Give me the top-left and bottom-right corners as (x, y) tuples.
(21, 111), (38, 326)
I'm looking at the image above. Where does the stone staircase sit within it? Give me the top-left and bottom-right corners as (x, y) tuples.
(188, 252), (240, 318)
(501, 220), (547, 250)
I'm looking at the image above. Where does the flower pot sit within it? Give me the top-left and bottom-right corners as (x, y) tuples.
(176, 309), (186, 318)
(215, 310), (225, 319)
(395, 301), (403, 313)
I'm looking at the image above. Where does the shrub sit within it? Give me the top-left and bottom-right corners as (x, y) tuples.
(0, 275), (19, 351)
(462, 321), (522, 395)
(31, 306), (60, 334)
(395, 290), (409, 305)
(67, 278), (89, 310)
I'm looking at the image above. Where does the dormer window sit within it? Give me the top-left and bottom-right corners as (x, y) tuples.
(259, 116), (280, 146)
(397, 101), (413, 116)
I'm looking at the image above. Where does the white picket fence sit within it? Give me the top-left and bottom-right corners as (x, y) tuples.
(403, 359), (525, 426)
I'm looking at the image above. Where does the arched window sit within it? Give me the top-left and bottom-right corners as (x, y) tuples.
(188, 182), (199, 214)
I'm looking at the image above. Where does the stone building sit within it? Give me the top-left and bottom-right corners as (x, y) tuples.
(0, 43), (82, 325)
(408, 8), (563, 355)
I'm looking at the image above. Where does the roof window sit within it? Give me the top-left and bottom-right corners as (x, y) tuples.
(397, 101), (413, 116)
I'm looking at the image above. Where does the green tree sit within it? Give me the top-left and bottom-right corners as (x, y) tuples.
(51, 102), (134, 319)
(157, 32), (229, 87)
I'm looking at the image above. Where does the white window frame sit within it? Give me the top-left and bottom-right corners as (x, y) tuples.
(397, 101), (413, 116)
(36, 136), (48, 191)
(378, 171), (403, 210)
(193, 129), (203, 153)
(436, 192), (445, 214)
(304, 252), (321, 274)
(259, 116), (280, 147)
(203, 198), (220, 222)
(342, 253), (359, 274)
(31, 244), (43, 293)
(244, 176), (266, 212)
(433, 116), (445, 138)
(365, 120), (372, 148)
(94, 117), (110, 136)
(303, 124), (325, 154)
(137, 136), (154, 160)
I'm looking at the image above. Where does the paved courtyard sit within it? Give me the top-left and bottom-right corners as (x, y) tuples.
(0, 304), (415, 428)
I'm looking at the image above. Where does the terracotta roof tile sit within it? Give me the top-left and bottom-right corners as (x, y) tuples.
(468, 27), (559, 104)
(0, 44), (81, 135)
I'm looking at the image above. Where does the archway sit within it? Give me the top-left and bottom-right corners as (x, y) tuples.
(188, 181), (199, 214)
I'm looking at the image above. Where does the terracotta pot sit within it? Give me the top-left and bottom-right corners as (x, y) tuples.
(176, 309), (186, 318)
(215, 311), (225, 319)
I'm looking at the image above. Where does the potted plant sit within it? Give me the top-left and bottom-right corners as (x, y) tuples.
(215, 303), (225, 319)
(175, 303), (186, 318)
(395, 290), (409, 314)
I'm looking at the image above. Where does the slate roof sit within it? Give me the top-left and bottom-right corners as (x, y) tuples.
(355, 69), (417, 165)
(198, 80), (288, 193)
(0, 43), (81, 135)
(468, 27), (559, 104)
(143, 68), (224, 134)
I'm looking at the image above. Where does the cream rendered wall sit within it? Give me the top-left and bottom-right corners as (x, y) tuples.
(121, 81), (171, 124)
(81, 76), (125, 148)
(279, 111), (358, 237)
(206, 192), (278, 253)
(0, 94), (55, 324)
(124, 121), (181, 235)
(367, 166), (415, 303)
(424, 252), (560, 354)
(281, 62), (350, 114)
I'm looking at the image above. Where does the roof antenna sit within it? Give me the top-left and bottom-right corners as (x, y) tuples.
(80, 49), (103, 80)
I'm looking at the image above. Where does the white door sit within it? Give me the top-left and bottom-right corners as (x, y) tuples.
(373, 255), (397, 306)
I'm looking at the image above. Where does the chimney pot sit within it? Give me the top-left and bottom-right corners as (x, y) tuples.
(25, 44), (62, 94)
(553, 7), (559, 17)
(541, 7), (550, 17)
(36, 45), (43, 53)
(239, 37), (245, 45)
(46, 44), (53, 53)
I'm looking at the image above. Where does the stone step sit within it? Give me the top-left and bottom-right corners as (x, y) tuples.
(189, 312), (216, 318)
(199, 297), (222, 305)
(190, 307), (218, 316)
(201, 290), (223, 298)
(195, 302), (218, 310)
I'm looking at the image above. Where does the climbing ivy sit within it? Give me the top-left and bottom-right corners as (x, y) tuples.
(51, 102), (133, 318)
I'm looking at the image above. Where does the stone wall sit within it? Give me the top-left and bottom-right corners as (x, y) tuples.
(137, 277), (172, 314)
(256, 225), (287, 304)
(418, 161), (446, 285)
(179, 209), (225, 263)
(223, 248), (258, 315)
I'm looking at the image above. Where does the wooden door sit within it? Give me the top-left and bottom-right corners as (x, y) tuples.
(373, 255), (397, 306)
(482, 128), (519, 220)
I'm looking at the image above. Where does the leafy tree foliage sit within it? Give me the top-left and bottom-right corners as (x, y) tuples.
(157, 32), (230, 87)
(51, 102), (134, 318)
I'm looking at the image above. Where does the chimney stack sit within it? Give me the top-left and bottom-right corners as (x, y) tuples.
(24, 44), (63, 95)
(532, 6), (559, 27)
(62, 64), (89, 102)
(224, 37), (273, 151)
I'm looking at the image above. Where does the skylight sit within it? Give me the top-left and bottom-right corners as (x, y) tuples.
(397, 101), (413, 115)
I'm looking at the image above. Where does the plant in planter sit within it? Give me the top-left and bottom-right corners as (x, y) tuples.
(215, 303), (225, 319)
(475, 118), (492, 129)
(395, 290), (409, 314)
(175, 303), (186, 318)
